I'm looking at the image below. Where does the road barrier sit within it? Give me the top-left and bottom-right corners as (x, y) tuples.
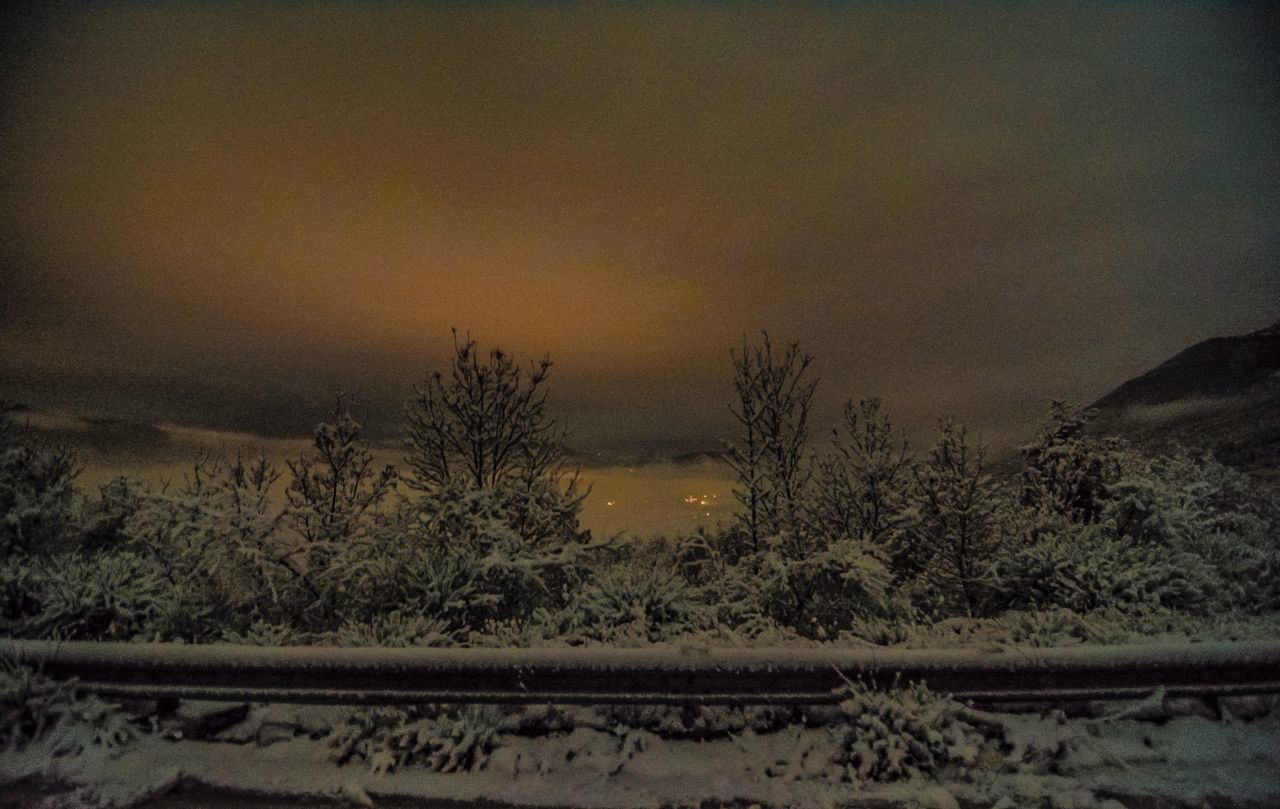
(3, 638), (1278, 705)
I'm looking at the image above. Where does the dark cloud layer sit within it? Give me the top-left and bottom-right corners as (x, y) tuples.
(2, 3), (1277, 456)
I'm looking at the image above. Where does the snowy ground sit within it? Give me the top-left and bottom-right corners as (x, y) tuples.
(4, 696), (1278, 809)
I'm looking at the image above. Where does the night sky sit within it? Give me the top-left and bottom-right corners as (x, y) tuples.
(2, 3), (1278, 463)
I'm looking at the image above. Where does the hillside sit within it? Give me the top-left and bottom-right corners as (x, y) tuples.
(1089, 322), (1280, 485)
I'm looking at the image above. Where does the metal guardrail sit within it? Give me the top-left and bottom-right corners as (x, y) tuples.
(3, 639), (1278, 705)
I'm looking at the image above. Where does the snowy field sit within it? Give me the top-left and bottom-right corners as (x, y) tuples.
(4, 694), (1279, 809)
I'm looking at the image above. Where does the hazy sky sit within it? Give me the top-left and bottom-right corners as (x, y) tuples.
(2, 3), (1277, 459)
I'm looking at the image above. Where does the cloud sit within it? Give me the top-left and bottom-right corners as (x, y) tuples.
(1, 3), (1277, 458)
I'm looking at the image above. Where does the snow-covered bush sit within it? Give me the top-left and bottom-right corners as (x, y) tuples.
(1104, 448), (1273, 553)
(403, 334), (587, 545)
(833, 677), (982, 784)
(77, 476), (145, 553)
(2, 656), (133, 755)
(122, 452), (292, 636)
(328, 705), (503, 774)
(397, 335), (597, 631)
(221, 619), (304, 646)
(603, 703), (793, 739)
(562, 562), (710, 644)
(408, 480), (594, 623)
(991, 608), (1127, 646)
(0, 404), (81, 556)
(1020, 401), (1124, 524)
(1, 658), (77, 750)
(756, 537), (895, 639)
(282, 396), (397, 613)
(285, 396), (396, 544)
(146, 582), (221, 642)
(14, 551), (166, 640)
(702, 564), (800, 642)
(0, 553), (42, 631)
(999, 520), (1220, 616)
(47, 693), (136, 754)
(333, 609), (455, 647)
(321, 523), (505, 634)
(1003, 440), (1276, 620)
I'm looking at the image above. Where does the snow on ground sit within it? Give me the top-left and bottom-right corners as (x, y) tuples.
(4, 698), (1278, 809)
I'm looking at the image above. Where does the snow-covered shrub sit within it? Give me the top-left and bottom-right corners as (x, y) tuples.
(334, 609), (455, 647)
(756, 537), (895, 639)
(47, 693), (136, 754)
(77, 476), (145, 553)
(991, 608), (1127, 646)
(832, 677), (982, 784)
(403, 334), (589, 558)
(0, 659), (132, 754)
(1103, 448), (1273, 554)
(146, 582), (221, 642)
(1020, 401), (1124, 525)
(999, 521), (1219, 616)
(387, 476), (606, 633)
(322, 528), (500, 634)
(1, 658), (77, 750)
(0, 553), (43, 631)
(279, 396), (397, 626)
(328, 707), (414, 768)
(328, 705), (503, 774)
(17, 551), (166, 640)
(564, 562), (710, 644)
(656, 530), (780, 637)
(0, 405), (81, 556)
(284, 395), (396, 548)
(668, 527), (733, 584)
(122, 452), (292, 634)
(901, 608), (1130, 649)
(839, 613), (913, 646)
(221, 619), (303, 646)
(464, 613), (567, 647)
(603, 703), (794, 740)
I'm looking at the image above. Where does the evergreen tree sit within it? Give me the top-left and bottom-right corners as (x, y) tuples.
(901, 420), (1005, 617)
(1020, 400), (1123, 524)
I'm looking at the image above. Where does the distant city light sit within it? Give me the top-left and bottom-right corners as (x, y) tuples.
(683, 493), (719, 506)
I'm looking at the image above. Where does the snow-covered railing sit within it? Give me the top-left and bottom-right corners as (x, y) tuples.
(3, 639), (1278, 705)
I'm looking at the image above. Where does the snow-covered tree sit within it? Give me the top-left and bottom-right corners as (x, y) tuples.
(809, 398), (912, 546)
(1020, 401), (1123, 524)
(122, 451), (288, 637)
(405, 332), (565, 492)
(403, 333), (587, 550)
(723, 333), (816, 551)
(78, 477), (145, 553)
(285, 394), (397, 548)
(899, 420), (1007, 618)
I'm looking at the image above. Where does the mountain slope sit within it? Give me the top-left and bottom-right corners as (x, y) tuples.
(1093, 322), (1280, 409)
(1089, 322), (1280, 485)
